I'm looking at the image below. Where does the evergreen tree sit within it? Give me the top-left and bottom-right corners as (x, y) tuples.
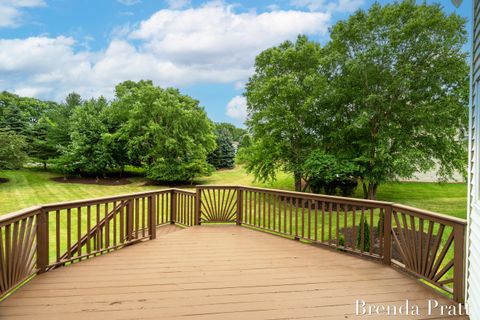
(208, 128), (236, 169)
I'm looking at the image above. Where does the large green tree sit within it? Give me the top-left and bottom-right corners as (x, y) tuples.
(323, 0), (469, 199)
(244, 35), (327, 191)
(30, 93), (80, 168)
(56, 97), (116, 177)
(113, 80), (216, 183)
(0, 91), (60, 168)
(0, 130), (28, 170)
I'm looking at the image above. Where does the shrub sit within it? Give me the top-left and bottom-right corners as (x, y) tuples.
(303, 150), (358, 196)
(356, 219), (371, 252)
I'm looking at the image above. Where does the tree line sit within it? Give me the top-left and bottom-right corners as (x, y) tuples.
(0, 1), (470, 198)
(0, 81), (245, 183)
(242, 1), (469, 199)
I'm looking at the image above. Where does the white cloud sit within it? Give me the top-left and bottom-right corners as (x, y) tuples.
(0, 1), (335, 103)
(166, 0), (191, 9)
(130, 2), (330, 75)
(117, 0), (141, 6)
(226, 96), (248, 121)
(0, 0), (45, 28)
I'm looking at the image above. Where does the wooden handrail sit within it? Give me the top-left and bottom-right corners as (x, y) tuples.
(0, 206), (42, 227)
(0, 185), (467, 303)
(392, 204), (466, 226)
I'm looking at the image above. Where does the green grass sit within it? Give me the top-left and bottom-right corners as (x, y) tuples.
(0, 169), (160, 215)
(360, 182), (467, 219)
(0, 166), (467, 218)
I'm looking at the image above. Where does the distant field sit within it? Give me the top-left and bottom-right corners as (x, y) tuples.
(0, 166), (467, 219)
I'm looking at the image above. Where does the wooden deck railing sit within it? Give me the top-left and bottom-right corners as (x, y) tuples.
(0, 185), (466, 303)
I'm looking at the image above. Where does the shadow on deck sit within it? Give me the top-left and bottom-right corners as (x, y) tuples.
(0, 224), (468, 320)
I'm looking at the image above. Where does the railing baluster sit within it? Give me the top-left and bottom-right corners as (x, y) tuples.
(142, 197), (146, 238)
(336, 203), (340, 247)
(77, 207), (82, 258)
(321, 202), (325, 242)
(308, 200), (311, 240)
(360, 207), (365, 253)
(295, 198), (299, 239)
(135, 198), (139, 239)
(314, 201), (318, 241)
(329, 203), (332, 245)
(369, 208), (374, 255)
(55, 210), (60, 262)
(104, 203), (109, 249)
(301, 199), (305, 239)
(352, 206), (356, 250)
(67, 208), (71, 260)
(343, 204), (347, 249)
(268, 194), (271, 230)
(87, 206), (91, 255)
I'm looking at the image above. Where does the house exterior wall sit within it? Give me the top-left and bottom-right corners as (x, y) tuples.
(468, 0), (480, 318)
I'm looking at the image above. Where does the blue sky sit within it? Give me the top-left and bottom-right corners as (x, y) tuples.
(0, 0), (472, 127)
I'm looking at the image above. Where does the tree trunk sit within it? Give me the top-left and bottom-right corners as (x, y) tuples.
(362, 182), (378, 200)
(294, 171), (302, 192)
(362, 182), (368, 199)
(301, 180), (309, 193)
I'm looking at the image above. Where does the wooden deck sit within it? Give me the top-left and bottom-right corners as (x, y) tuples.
(0, 225), (468, 320)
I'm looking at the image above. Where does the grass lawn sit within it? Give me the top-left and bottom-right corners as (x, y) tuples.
(0, 166), (467, 219)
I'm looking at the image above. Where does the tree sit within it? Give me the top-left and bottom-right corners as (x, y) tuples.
(0, 130), (28, 169)
(214, 122), (246, 142)
(244, 35), (327, 191)
(208, 127), (236, 169)
(31, 93), (81, 170)
(55, 97), (115, 177)
(0, 104), (27, 134)
(29, 116), (58, 169)
(113, 81), (216, 183)
(47, 93), (80, 150)
(0, 92), (60, 168)
(323, 1), (469, 199)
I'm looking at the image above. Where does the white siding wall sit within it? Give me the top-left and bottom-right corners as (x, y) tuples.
(468, 0), (480, 318)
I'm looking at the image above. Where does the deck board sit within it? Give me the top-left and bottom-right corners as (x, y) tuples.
(0, 225), (468, 319)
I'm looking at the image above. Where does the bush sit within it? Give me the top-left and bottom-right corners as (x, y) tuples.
(146, 158), (214, 184)
(303, 150), (358, 196)
(356, 219), (370, 252)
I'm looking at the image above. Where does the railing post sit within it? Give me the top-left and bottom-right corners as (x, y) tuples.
(453, 224), (465, 303)
(36, 209), (49, 274)
(126, 199), (134, 241)
(236, 188), (243, 226)
(148, 195), (157, 240)
(195, 188), (202, 225)
(170, 190), (176, 224)
(382, 205), (392, 265)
